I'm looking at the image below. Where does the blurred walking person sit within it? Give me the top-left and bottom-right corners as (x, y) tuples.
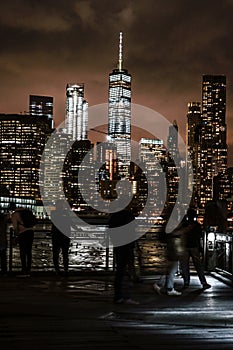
(153, 223), (184, 296)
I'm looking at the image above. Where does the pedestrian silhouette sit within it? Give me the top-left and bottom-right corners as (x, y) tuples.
(11, 205), (35, 277)
(51, 200), (71, 276)
(180, 208), (211, 290)
(0, 212), (8, 275)
(108, 208), (139, 304)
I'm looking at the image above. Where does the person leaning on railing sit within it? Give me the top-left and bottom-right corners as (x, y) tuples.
(0, 212), (8, 276)
(11, 204), (35, 277)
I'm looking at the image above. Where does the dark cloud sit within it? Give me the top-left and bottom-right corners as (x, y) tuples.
(0, 0), (233, 161)
(0, 0), (73, 32)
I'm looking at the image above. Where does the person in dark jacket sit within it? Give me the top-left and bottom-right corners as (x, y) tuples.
(51, 200), (71, 276)
(108, 208), (139, 304)
(0, 212), (8, 275)
(180, 208), (211, 290)
(11, 206), (35, 276)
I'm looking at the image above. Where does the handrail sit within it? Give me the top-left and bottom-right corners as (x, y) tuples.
(8, 228), (112, 273)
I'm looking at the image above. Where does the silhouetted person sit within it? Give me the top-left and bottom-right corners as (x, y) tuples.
(11, 205), (35, 276)
(0, 212), (8, 275)
(180, 208), (211, 290)
(204, 200), (227, 233)
(109, 209), (139, 304)
(51, 200), (71, 276)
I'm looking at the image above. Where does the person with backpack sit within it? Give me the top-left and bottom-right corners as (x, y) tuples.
(11, 206), (36, 276)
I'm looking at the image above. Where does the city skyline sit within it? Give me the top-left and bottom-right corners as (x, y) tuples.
(0, 1), (233, 162)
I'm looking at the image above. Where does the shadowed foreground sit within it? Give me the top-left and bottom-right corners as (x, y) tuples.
(0, 272), (232, 349)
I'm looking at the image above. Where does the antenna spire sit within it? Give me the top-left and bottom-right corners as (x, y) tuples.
(118, 31), (123, 71)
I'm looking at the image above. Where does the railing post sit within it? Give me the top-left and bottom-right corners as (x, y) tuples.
(105, 247), (109, 271)
(9, 227), (14, 273)
(232, 234), (233, 275)
(105, 231), (109, 271)
(203, 229), (208, 271)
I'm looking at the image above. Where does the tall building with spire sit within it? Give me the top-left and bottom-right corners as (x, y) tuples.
(108, 32), (131, 177)
(65, 83), (88, 141)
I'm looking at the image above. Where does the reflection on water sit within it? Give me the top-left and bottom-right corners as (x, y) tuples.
(10, 222), (167, 272)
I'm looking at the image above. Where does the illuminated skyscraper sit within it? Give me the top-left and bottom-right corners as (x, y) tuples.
(0, 114), (51, 200)
(29, 95), (54, 128)
(65, 84), (88, 141)
(166, 121), (180, 211)
(139, 138), (166, 220)
(167, 120), (178, 157)
(96, 142), (118, 181)
(108, 32), (131, 177)
(186, 102), (202, 206)
(63, 140), (94, 211)
(199, 75), (228, 208)
(187, 103), (201, 169)
(42, 129), (69, 204)
(96, 142), (118, 203)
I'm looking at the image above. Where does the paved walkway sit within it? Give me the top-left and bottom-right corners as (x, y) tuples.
(0, 272), (233, 349)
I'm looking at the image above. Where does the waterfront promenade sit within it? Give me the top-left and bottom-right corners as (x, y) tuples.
(1, 271), (233, 350)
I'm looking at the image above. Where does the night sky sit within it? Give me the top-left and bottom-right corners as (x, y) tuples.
(1, 0), (233, 163)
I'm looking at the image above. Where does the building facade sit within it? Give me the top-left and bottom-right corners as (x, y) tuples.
(0, 114), (51, 202)
(139, 138), (167, 221)
(63, 140), (94, 212)
(166, 121), (180, 214)
(186, 102), (202, 207)
(29, 95), (54, 128)
(65, 84), (88, 141)
(41, 129), (70, 207)
(199, 75), (228, 208)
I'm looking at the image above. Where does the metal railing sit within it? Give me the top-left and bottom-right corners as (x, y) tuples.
(8, 227), (113, 273)
(7, 226), (167, 274)
(204, 230), (233, 276)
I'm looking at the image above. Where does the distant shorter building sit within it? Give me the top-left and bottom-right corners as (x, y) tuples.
(41, 129), (71, 206)
(29, 95), (54, 128)
(0, 196), (36, 213)
(63, 139), (94, 211)
(96, 141), (118, 180)
(139, 138), (167, 221)
(65, 84), (88, 141)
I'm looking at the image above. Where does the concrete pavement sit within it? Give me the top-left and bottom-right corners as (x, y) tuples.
(0, 272), (233, 349)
